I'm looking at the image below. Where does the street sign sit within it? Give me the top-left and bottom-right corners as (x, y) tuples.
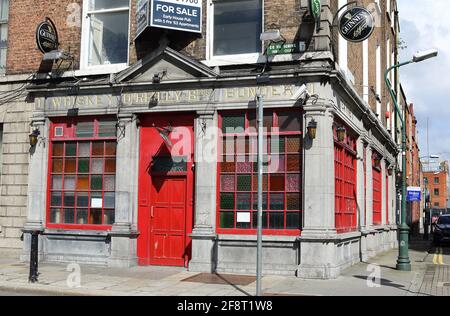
(267, 42), (305, 56)
(407, 187), (422, 202)
(150, 0), (202, 34)
(338, 7), (375, 42)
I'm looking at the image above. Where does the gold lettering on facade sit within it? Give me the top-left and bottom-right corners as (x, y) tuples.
(44, 85), (299, 111)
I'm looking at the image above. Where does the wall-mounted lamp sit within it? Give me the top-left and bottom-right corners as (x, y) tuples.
(29, 129), (41, 147)
(307, 120), (318, 140)
(387, 166), (394, 176)
(336, 127), (346, 142)
(260, 29), (284, 42)
(152, 74), (161, 84)
(374, 156), (382, 169)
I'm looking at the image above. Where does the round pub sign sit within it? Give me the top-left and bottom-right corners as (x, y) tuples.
(338, 7), (374, 43)
(36, 20), (59, 54)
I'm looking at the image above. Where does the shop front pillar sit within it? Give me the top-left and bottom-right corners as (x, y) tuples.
(361, 145), (375, 260)
(365, 146), (374, 228)
(108, 114), (139, 268)
(356, 138), (367, 230)
(189, 110), (218, 273)
(298, 101), (338, 279)
(22, 116), (47, 260)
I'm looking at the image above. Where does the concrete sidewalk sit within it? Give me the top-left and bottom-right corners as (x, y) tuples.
(0, 240), (438, 296)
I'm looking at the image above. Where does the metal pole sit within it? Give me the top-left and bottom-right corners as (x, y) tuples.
(385, 61), (413, 271)
(256, 93), (264, 296)
(29, 231), (40, 283)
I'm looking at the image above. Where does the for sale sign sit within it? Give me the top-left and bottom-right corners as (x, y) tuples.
(151, 0), (202, 33)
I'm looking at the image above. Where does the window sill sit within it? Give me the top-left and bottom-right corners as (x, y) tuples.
(217, 234), (299, 243)
(43, 228), (111, 237)
(69, 64), (129, 77)
(203, 53), (264, 67)
(202, 51), (333, 68)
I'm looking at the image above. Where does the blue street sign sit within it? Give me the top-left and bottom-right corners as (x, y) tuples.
(151, 0), (202, 34)
(407, 187), (422, 202)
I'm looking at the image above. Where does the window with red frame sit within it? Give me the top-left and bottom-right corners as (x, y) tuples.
(48, 118), (117, 229)
(372, 153), (382, 226)
(334, 127), (357, 233)
(218, 111), (302, 234)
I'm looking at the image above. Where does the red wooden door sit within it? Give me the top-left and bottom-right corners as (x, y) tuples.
(137, 114), (194, 267)
(150, 176), (187, 266)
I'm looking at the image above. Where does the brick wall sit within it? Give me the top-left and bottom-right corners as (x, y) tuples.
(7, 0), (83, 75)
(6, 0), (326, 74)
(424, 171), (448, 209)
(346, 0), (398, 129)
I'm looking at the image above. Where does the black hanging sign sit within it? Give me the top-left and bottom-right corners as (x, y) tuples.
(36, 18), (59, 54)
(338, 7), (374, 43)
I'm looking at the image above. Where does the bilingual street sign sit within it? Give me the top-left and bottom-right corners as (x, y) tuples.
(407, 187), (422, 202)
(338, 6), (375, 42)
(267, 42), (305, 56)
(151, 0), (202, 33)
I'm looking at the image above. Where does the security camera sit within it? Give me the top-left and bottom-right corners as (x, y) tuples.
(293, 84), (310, 100)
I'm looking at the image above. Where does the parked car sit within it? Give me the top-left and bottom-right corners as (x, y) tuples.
(433, 215), (450, 245)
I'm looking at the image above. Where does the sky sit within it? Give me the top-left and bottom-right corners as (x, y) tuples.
(397, 0), (450, 163)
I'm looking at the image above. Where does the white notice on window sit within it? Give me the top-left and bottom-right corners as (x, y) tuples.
(91, 198), (103, 208)
(237, 212), (251, 223)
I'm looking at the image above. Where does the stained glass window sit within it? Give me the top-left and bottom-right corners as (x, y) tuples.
(219, 111), (303, 232)
(48, 118), (117, 228)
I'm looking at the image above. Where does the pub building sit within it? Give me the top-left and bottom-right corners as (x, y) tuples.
(19, 0), (400, 279)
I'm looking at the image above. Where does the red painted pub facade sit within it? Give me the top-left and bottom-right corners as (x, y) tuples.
(15, 0), (401, 279)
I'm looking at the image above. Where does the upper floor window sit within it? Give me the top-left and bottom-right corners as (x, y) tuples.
(0, 0), (9, 74)
(81, 0), (129, 69)
(434, 177), (439, 184)
(209, 0), (262, 62)
(434, 189), (440, 196)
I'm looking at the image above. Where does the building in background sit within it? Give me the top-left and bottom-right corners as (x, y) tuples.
(405, 101), (422, 235)
(424, 162), (449, 212)
(0, 0), (412, 279)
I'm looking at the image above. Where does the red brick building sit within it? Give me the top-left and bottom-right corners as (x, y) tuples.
(404, 100), (421, 235)
(424, 163), (449, 210)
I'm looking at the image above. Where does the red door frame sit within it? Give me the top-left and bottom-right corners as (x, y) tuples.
(386, 172), (389, 225)
(137, 114), (195, 267)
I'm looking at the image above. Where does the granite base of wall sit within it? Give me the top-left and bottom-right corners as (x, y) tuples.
(214, 235), (299, 276)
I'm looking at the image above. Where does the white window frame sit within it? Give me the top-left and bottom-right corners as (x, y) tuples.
(0, 0), (9, 75)
(80, 0), (131, 73)
(204, 0), (264, 67)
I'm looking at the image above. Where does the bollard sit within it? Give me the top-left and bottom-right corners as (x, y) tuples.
(28, 231), (40, 283)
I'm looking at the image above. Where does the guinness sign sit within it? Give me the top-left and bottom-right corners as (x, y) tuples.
(338, 7), (374, 43)
(36, 19), (59, 54)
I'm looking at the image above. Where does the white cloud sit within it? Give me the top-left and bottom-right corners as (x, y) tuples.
(398, 0), (450, 161)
